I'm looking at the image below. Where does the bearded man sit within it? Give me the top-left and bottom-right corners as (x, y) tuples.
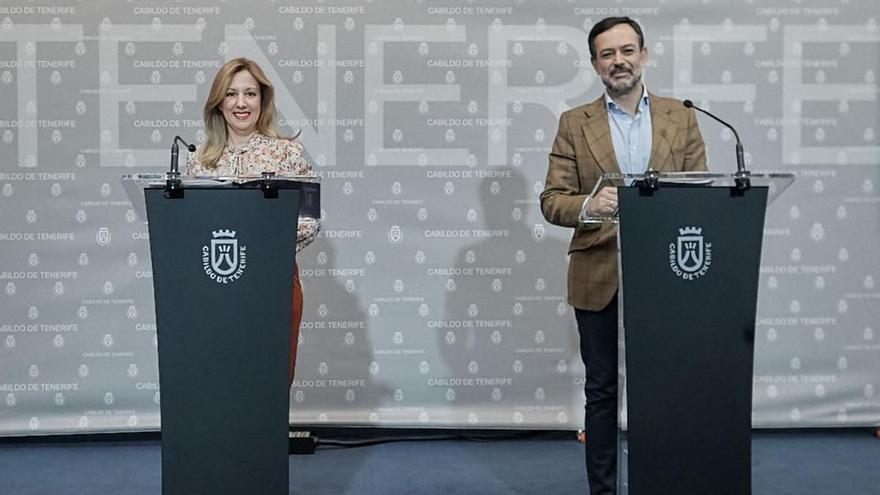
(540, 16), (707, 495)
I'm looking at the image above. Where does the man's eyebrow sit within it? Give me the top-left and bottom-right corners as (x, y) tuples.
(599, 43), (637, 54)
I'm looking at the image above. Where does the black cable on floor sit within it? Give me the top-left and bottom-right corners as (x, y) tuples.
(313, 429), (566, 450)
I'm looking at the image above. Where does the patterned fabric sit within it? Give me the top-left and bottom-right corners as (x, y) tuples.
(186, 133), (321, 252)
(541, 93), (706, 311)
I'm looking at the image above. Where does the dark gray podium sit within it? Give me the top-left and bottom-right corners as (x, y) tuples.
(584, 172), (793, 495)
(125, 174), (319, 495)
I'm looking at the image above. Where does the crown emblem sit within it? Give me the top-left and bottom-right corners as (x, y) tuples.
(678, 226), (702, 236)
(212, 229), (236, 238)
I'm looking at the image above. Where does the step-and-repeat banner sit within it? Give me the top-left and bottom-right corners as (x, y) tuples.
(1, 0), (878, 434)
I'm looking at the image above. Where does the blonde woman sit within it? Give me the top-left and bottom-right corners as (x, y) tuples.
(187, 57), (320, 387)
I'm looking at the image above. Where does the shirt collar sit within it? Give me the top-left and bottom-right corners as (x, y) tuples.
(226, 132), (262, 155)
(604, 84), (650, 115)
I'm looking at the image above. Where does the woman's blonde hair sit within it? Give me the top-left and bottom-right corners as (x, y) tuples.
(198, 57), (281, 169)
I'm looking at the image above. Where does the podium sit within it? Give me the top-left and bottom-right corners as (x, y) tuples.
(123, 173), (320, 495)
(583, 172), (794, 495)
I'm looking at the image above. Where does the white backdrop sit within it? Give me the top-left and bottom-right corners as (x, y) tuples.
(0, 0), (878, 435)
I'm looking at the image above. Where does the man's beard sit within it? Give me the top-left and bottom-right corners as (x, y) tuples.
(602, 68), (642, 97)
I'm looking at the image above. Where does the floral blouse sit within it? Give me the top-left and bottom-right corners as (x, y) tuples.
(186, 133), (321, 253)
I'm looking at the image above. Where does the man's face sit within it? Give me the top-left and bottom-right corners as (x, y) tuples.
(591, 23), (647, 97)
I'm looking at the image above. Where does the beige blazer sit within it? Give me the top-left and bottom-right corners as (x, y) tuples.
(540, 93), (708, 311)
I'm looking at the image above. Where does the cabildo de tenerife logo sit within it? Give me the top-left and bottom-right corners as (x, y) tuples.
(202, 229), (247, 284)
(669, 226), (712, 280)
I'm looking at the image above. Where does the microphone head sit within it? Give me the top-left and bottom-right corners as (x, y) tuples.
(682, 99), (693, 108)
(187, 144), (197, 152)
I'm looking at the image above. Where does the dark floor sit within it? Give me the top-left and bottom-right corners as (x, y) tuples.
(0, 429), (877, 494)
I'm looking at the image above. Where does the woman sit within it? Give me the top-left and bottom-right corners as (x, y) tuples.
(186, 57), (320, 387)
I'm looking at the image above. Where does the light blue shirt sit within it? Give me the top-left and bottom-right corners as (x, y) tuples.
(605, 86), (652, 175)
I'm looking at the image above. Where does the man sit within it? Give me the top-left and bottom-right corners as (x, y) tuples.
(540, 17), (707, 495)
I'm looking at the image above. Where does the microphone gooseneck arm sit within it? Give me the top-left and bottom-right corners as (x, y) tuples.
(683, 100), (750, 190)
(166, 136), (196, 197)
(174, 136), (197, 153)
(170, 142), (179, 174)
(169, 136), (197, 175)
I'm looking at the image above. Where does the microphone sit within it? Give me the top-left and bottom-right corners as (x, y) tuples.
(170, 136), (197, 175)
(166, 136), (196, 197)
(683, 100), (749, 190)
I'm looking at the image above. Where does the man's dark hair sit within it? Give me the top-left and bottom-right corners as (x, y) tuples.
(588, 17), (644, 60)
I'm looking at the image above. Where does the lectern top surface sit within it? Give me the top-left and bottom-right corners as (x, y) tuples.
(581, 171), (795, 224)
(121, 173), (320, 223)
(122, 172), (320, 184)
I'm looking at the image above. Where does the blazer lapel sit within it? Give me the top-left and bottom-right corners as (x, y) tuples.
(581, 98), (620, 174)
(648, 93), (679, 172)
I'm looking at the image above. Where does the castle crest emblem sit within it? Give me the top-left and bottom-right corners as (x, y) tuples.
(202, 229), (247, 284)
(669, 226), (712, 280)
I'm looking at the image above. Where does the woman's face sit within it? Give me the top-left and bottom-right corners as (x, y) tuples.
(220, 69), (261, 138)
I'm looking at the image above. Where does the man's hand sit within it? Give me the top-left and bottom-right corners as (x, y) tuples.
(587, 186), (618, 216)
